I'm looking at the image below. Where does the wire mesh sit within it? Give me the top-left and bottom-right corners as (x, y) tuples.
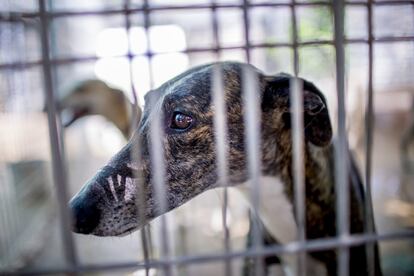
(1, 0), (414, 275)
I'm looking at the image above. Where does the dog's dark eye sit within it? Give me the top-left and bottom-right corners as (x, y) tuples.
(170, 112), (193, 130)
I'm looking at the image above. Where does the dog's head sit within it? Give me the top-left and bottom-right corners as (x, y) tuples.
(69, 62), (332, 236)
(58, 79), (134, 138)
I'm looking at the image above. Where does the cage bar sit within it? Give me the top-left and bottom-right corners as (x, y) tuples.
(3, 231), (414, 275)
(290, 0), (307, 274)
(122, 0), (153, 274)
(333, 1), (350, 276)
(242, 65), (264, 276)
(143, 2), (173, 276)
(38, 0), (78, 269)
(212, 64), (233, 276)
(1, 0), (414, 275)
(290, 77), (306, 276)
(2, 1), (414, 22)
(242, 0), (251, 62)
(210, 0), (222, 58)
(3, 36), (414, 71)
(148, 97), (172, 276)
(364, 1), (376, 275)
(291, 0), (299, 77)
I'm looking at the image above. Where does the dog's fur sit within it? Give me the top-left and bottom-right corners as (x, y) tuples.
(69, 62), (381, 275)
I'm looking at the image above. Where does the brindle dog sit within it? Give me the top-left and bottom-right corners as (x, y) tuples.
(69, 62), (381, 275)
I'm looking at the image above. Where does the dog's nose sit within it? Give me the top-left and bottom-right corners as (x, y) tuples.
(69, 187), (101, 234)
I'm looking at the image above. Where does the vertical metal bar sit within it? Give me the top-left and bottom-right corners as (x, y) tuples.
(123, 0), (141, 130)
(143, 0), (155, 89)
(241, 3), (259, 274)
(0, 171), (12, 267)
(123, 1), (153, 275)
(143, 2), (171, 276)
(291, 78), (306, 276)
(242, 65), (263, 276)
(242, 0), (251, 63)
(333, 1), (349, 276)
(290, 1), (307, 275)
(132, 135), (153, 276)
(6, 23), (23, 256)
(210, 3), (229, 274)
(210, 0), (221, 60)
(38, 0), (78, 269)
(291, 0), (300, 77)
(0, 169), (5, 266)
(212, 65), (232, 276)
(142, 0), (159, 268)
(0, 21), (19, 267)
(148, 97), (172, 276)
(365, 1), (376, 275)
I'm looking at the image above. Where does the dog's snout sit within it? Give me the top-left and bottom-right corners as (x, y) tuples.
(69, 185), (101, 234)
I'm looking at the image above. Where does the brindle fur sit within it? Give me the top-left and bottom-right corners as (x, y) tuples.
(69, 62), (381, 275)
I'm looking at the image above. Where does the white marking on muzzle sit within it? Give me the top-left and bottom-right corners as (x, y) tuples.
(124, 177), (135, 202)
(107, 177), (119, 202)
(127, 162), (140, 171)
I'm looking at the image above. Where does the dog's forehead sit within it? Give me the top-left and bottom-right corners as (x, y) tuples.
(144, 65), (219, 108)
(168, 68), (212, 99)
(143, 62), (261, 114)
(155, 65), (213, 96)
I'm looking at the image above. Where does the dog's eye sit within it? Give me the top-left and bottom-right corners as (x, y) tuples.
(170, 112), (193, 130)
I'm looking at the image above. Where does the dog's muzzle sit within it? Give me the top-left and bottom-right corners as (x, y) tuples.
(68, 165), (119, 234)
(69, 183), (102, 234)
(68, 142), (142, 235)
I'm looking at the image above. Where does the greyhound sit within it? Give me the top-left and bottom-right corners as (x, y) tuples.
(59, 79), (141, 139)
(69, 62), (381, 275)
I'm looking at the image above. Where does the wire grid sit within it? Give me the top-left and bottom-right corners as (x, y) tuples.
(1, 0), (414, 275)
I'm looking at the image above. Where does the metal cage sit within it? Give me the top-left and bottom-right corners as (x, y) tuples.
(1, 0), (414, 275)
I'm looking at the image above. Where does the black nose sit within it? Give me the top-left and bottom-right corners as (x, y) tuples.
(69, 188), (101, 234)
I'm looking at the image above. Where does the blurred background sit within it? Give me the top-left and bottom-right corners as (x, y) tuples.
(0, 0), (413, 275)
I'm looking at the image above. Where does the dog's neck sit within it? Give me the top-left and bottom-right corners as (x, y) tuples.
(234, 138), (332, 275)
(261, 128), (334, 205)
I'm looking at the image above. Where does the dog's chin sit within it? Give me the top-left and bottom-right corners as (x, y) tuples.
(116, 226), (139, 237)
(90, 223), (141, 237)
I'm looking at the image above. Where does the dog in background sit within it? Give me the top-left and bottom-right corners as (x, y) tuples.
(68, 62), (382, 275)
(58, 79), (140, 139)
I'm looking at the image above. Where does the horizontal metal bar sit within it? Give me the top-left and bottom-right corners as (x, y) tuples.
(347, 36), (414, 44)
(1, 0), (413, 21)
(5, 230), (414, 276)
(1, 36), (414, 71)
(0, 2), (334, 21)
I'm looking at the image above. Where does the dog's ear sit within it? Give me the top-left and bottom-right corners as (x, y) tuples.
(263, 74), (332, 147)
(300, 85), (332, 147)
